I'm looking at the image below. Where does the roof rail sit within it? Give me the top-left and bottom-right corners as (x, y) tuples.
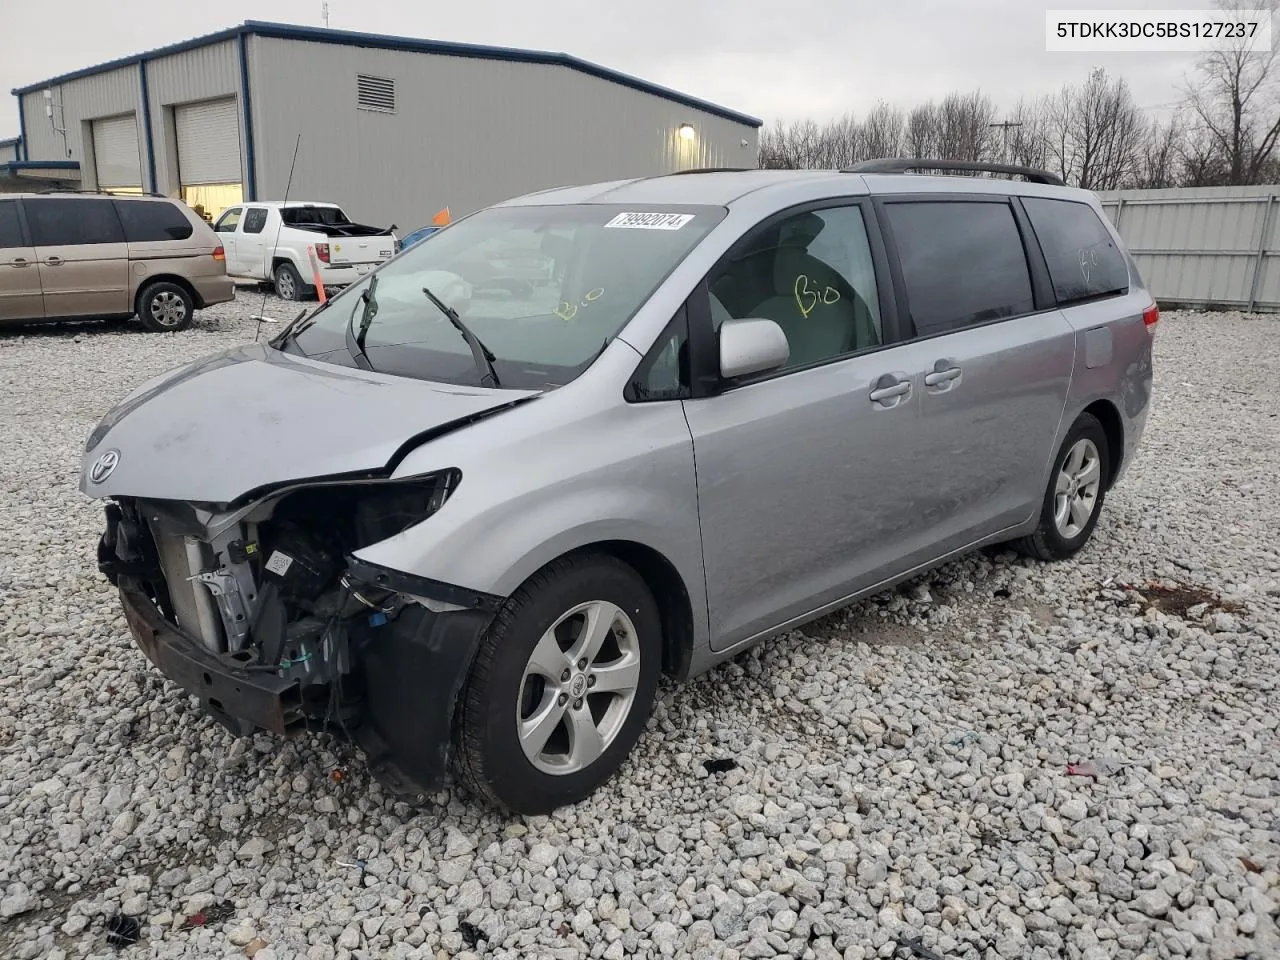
(667, 167), (755, 175)
(34, 188), (169, 197)
(845, 158), (1066, 187)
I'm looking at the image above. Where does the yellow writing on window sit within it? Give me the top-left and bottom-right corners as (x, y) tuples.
(556, 287), (606, 321)
(794, 275), (840, 318)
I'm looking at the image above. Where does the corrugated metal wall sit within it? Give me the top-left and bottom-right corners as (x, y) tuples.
(247, 35), (759, 228)
(0, 142), (17, 163)
(1096, 185), (1280, 312)
(15, 43), (243, 196)
(19, 66), (142, 188)
(146, 40), (244, 196)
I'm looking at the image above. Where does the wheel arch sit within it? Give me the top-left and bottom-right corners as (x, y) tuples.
(506, 540), (698, 681)
(1080, 397), (1124, 489)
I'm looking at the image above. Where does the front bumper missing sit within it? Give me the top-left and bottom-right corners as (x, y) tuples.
(120, 577), (303, 736)
(117, 573), (498, 797)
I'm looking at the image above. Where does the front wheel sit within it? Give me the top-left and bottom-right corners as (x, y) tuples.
(455, 554), (662, 814)
(1015, 412), (1110, 561)
(136, 281), (194, 332)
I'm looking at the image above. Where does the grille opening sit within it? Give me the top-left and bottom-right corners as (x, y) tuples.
(357, 74), (396, 113)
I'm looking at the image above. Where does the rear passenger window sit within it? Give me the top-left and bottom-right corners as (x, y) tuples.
(708, 205), (882, 371)
(243, 208), (268, 234)
(26, 198), (125, 246)
(114, 200), (194, 242)
(0, 201), (23, 248)
(1022, 197), (1129, 304)
(883, 201), (1034, 336)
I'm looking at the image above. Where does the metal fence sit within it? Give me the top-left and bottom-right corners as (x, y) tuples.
(1094, 185), (1280, 312)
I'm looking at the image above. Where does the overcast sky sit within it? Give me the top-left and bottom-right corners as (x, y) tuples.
(2, 0), (1215, 137)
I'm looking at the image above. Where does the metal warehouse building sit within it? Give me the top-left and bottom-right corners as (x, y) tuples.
(3, 20), (761, 227)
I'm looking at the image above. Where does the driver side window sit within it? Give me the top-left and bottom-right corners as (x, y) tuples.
(708, 204), (882, 371)
(214, 207), (242, 233)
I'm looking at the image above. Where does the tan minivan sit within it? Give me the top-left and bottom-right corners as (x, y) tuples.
(0, 192), (234, 332)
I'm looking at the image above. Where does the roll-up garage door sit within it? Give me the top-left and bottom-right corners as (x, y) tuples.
(92, 114), (142, 189)
(175, 98), (242, 186)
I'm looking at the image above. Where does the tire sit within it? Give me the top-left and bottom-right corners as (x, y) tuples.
(455, 554), (662, 814)
(273, 262), (308, 301)
(136, 281), (194, 332)
(1015, 412), (1110, 561)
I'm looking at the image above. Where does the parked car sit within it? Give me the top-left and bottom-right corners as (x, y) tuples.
(212, 201), (397, 300)
(84, 161), (1155, 813)
(0, 192), (233, 331)
(397, 225), (440, 250)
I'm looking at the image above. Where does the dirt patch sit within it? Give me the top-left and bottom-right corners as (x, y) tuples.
(1134, 582), (1241, 618)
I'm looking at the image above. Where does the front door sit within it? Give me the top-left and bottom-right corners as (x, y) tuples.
(0, 198), (43, 322)
(681, 201), (930, 651)
(212, 206), (243, 275)
(24, 197), (129, 318)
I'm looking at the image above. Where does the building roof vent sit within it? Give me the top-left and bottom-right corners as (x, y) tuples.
(356, 74), (395, 113)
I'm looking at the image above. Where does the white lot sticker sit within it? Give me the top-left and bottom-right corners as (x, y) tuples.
(604, 211), (696, 230)
(265, 551), (294, 576)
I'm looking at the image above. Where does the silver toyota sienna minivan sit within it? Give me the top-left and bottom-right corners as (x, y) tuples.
(83, 161), (1155, 813)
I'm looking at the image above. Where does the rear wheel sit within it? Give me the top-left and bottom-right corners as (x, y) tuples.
(1015, 413), (1110, 561)
(136, 281), (194, 332)
(455, 554), (662, 814)
(273, 262), (308, 301)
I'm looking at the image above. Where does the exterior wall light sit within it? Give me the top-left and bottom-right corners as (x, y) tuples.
(678, 123), (696, 141)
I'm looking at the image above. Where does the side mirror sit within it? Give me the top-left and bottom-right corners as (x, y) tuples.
(718, 318), (789, 380)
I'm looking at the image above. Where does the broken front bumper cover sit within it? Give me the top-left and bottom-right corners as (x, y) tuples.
(117, 571), (499, 797)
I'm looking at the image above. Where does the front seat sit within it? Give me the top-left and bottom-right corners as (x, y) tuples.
(711, 217), (877, 368)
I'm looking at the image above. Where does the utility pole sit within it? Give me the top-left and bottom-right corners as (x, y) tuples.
(322, 1), (330, 27)
(989, 119), (1022, 165)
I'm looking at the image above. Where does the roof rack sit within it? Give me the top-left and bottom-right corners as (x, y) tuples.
(845, 158), (1065, 187)
(34, 188), (170, 198)
(668, 167), (755, 175)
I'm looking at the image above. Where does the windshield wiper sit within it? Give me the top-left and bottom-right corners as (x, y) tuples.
(422, 285), (501, 388)
(344, 274), (379, 370)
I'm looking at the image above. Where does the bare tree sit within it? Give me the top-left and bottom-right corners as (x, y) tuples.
(1134, 117), (1184, 188)
(937, 91), (997, 161)
(1046, 68), (1145, 189)
(906, 103), (941, 158)
(1006, 97), (1051, 170)
(1184, 0), (1280, 184)
(860, 102), (905, 161)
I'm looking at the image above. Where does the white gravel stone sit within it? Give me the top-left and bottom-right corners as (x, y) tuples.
(1, 305), (1278, 960)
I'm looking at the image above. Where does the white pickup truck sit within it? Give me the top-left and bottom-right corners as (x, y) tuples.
(212, 201), (398, 300)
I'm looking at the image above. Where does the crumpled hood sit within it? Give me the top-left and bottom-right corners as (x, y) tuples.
(80, 344), (538, 505)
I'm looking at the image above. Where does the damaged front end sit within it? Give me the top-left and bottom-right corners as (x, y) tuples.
(97, 471), (500, 800)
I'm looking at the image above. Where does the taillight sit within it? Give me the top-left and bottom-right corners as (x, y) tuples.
(1142, 301), (1159, 334)
(315, 243), (330, 264)
(212, 246), (225, 262)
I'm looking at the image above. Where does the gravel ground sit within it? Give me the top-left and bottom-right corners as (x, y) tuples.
(1, 299), (1278, 960)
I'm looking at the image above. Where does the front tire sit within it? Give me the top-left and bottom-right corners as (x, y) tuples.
(136, 281), (194, 332)
(455, 554), (662, 814)
(273, 262), (308, 301)
(1015, 412), (1110, 561)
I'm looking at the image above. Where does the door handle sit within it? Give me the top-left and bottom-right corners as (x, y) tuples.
(44, 256), (64, 266)
(869, 375), (911, 406)
(924, 366), (962, 387)
(8, 257), (30, 267)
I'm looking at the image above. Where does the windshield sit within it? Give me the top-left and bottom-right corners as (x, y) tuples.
(281, 205), (352, 227)
(285, 203), (726, 388)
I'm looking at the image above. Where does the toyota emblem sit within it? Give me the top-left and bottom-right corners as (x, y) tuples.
(89, 449), (120, 484)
